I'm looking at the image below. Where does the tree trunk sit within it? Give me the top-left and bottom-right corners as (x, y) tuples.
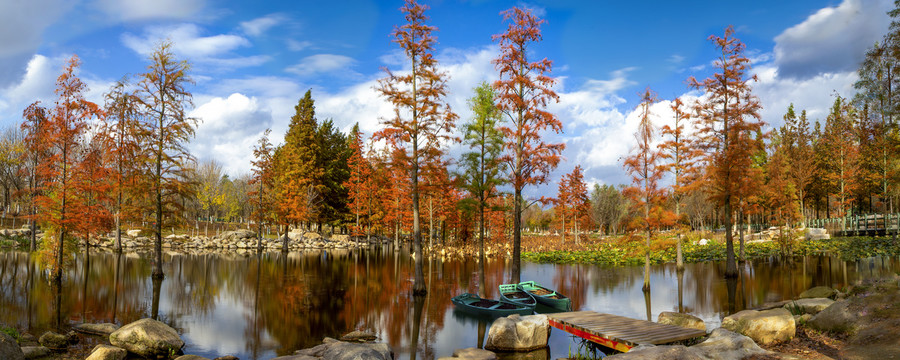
(512, 187), (522, 284)
(724, 195), (737, 278)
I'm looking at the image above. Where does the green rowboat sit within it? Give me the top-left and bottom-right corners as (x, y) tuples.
(517, 281), (571, 311)
(451, 293), (533, 317)
(499, 284), (537, 308)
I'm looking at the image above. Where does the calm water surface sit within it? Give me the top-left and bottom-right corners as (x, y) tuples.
(1, 246), (898, 359)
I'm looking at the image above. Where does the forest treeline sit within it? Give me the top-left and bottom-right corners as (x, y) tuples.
(1, 0), (898, 285)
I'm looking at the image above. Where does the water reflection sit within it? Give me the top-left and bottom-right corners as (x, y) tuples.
(0, 248), (898, 359)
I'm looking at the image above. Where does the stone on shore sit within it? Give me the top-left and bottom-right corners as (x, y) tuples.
(799, 286), (836, 299)
(38, 331), (68, 350)
(785, 298), (834, 315)
(690, 328), (771, 359)
(0, 332), (25, 360)
(288, 337), (392, 360)
(721, 308), (795, 345)
(658, 312), (706, 332)
(339, 330), (377, 342)
(85, 345), (127, 360)
(604, 344), (700, 360)
(807, 299), (861, 334)
(484, 314), (550, 352)
(20, 346), (50, 359)
(109, 318), (184, 359)
(174, 355), (211, 360)
(436, 347), (497, 360)
(75, 323), (121, 337)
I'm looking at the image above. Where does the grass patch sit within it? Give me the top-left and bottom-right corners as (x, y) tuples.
(0, 324), (18, 340)
(523, 236), (900, 266)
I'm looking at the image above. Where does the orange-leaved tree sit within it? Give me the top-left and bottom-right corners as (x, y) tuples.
(21, 103), (50, 252)
(659, 97), (700, 271)
(493, 6), (563, 283)
(781, 104), (816, 226)
(103, 78), (146, 252)
(249, 129), (276, 252)
(374, 0), (457, 295)
(623, 88), (673, 292)
(558, 165), (590, 244)
(277, 90), (324, 236)
(135, 41), (198, 279)
(73, 130), (114, 247)
(821, 95), (859, 222)
(688, 26), (764, 278)
(345, 123), (375, 240)
(765, 131), (800, 255)
(32, 55), (104, 279)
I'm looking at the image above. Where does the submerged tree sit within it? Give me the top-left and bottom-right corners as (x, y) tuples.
(493, 6), (563, 283)
(31, 56), (104, 279)
(689, 26), (764, 278)
(375, 0), (457, 295)
(623, 88), (672, 292)
(135, 41), (198, 279)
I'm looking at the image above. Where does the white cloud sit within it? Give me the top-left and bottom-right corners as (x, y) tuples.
(190, 93), (274, 176)
(774, 0), (891, 79)
(752, 64), (858, 127)
(121, 24), (270, 71)
(0, 0), (71, 86)
(94, 0), (205, 22)
(287, 39), (313, 52)
(123, 24), (250, 58)
(285, 54), (356, 76)
(240, 14), (287, 37)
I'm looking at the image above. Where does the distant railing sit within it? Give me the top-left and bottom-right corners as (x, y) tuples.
(809, 213), (900, 236)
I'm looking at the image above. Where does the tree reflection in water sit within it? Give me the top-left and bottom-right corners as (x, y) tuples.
(0, 249), (899, 359)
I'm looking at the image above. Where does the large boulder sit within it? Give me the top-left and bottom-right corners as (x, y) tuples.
(109, 318), (184, 358)
(658, 312), (706, 332)
(484, 314), (550, 352)
(721, 308), (795, 345)
(85, 345), (127, 360)
(785, 298), (834, 315)
(437, 347), (497, 360)
(125, 229), (141, 237)
(605, 345), (700, 360)
(291, 337), (392, 360)
(806, 228), (830, 240)
(220, 229), (255, 241)
(74, 323), (120, 336)
(174, 356), (211, 360)
(807, 299), (862, 334)
(690, 328), (771, 359)
(799, 286), (836, 299)
(0, 332), (25, 360)
(38, 331), (68, 350)
(20, 346), (50, 359)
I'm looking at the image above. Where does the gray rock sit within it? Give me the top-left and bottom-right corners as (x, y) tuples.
(291, 337), (392, 360)
(799, 286), (836, 299)
(658, 312), (706, 332)
(340, 330), (377, 342)
(808, 299), (861, 333)
(213, 356), (239, 360)
(721, 308), (795, 345)
(20, 346), (49, 359)
(75, 323), (121, 336)
(0, 332), (25, 360)
(38, 331), (68, 350)
(16, 333), (37, 346)
(785, 298), (834, 315)
(272, 356), (317, 360)
(109, 318), (185, 358)
(175, 356), (211, 360)
(436, 347), (497, 360)
(605, 345), (700, 360)
(85, 345), (127, 360)
(484, 314), (550, 352)
(690, 328), (771, 360)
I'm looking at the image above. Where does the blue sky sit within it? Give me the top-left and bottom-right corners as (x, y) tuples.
(0, 0), (891, 195)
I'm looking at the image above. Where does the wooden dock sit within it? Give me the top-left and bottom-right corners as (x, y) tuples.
(547, 311), (706, 353)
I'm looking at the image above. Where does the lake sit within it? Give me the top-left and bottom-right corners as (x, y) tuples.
(1, 246), (898, 359)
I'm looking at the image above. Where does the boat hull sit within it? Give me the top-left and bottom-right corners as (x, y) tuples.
(517, 281), (571, 311)
(498, 284), (537, 308)
(451, 293), (533, 317)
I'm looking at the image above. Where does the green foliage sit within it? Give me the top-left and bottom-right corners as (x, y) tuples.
(523, 236), (900, 266)
(0, 324), (17, 340)
(567, 337), (606, 359)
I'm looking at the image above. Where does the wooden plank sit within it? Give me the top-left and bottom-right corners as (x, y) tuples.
(547, 311), (706, 350)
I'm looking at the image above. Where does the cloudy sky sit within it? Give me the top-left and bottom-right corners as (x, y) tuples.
(0, 0), (891, 196)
